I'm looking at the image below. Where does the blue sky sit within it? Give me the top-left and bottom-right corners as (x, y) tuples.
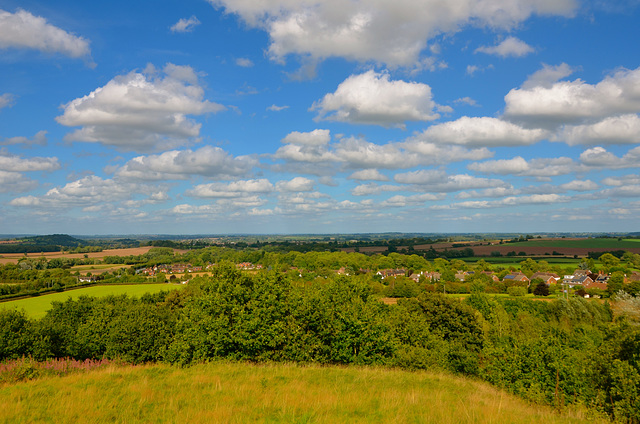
(1, 0), (639, 235)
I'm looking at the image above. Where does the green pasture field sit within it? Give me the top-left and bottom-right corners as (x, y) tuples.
(505, 238), (640, 249)
(0, 361), (604, 424)
(0, 283), (183, 319)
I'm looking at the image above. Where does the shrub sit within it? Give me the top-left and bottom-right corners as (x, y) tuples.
(507, 286), (527, 297)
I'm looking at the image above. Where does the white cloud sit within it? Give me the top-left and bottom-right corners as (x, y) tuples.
(0, 9), (90, 58)
(456, 187), (520, 199)
(412, 116), (548, 147)
(431, 193), (569, 210)
(602, 175), (640, 187)
(333, 137), (423, 169)
(170, 16), (201, 33)
(521, 63), (574, 89)
(0, 93), (15, 109)
(114, 146), (256, 180)
(468, 156), (576, 176)
(554, 114), (640, 145)
(311, 70), (440, 127)
(475, 36), (534, 57)
(0, 149), (59, 172)
(1, 130), (47, 147)
(276, 177), (315, 192)
(380, 193), (443, 207)
(235, 57), (254, 67)
(505, 66), (640, 128)
(267, 104), (289, 112)
(560, 180), (599, 191)
(579, 145), (640, 169)
(281, 129), (330, 146)
(56, 63), (225, 152)
(208, 0), (577, 67)
(10, 175), (161, 209)
(351, 183), (402, 196)
(394, 170), (509, 192)
(401, 140), (493, 162)
(274, 142), (336, 163)
(348, 169), (389, 181)
(454, 97), (478, 106)
(187, 179), (274, 198)
(0, 171), (38, 193)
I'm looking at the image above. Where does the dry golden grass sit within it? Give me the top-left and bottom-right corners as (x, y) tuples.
(0, 362), (608, 424)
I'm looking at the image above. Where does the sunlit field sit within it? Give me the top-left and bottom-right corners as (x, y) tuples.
(0, 283), (184, 319)
(0, 361), (606, 424)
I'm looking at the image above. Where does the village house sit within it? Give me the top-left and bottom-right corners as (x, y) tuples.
(376, 269), (407, 279)
(530, 272), (561, 285)
(562, 274), (594, 288)
(503, 273), (530, 284)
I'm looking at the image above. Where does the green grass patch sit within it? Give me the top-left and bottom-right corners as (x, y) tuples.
(0, 361), (605, 423)
(0, 283), (183, 319)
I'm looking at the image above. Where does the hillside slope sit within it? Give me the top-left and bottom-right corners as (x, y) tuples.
(0, 362), (606, 423)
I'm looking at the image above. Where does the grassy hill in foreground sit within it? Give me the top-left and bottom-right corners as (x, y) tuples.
(0, 362), (606, 424)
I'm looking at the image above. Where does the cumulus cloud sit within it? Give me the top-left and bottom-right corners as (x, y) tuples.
(0, 9), (90, 58)
(0, 171), (39, 193)
(114, 145), (256, 180)
(348, 169), (389, 181)
(170, 16), (201, 33)
(282, 129), (330, 146)
(276, 177), (315, 192)
(1, 130), (47, 147)
(554, 114), (640, 145)
(468, 156), (576, 177)
(10, 175), (162, 209)
(579, 146), (640, 169)
(351, 183), (402, 196)
(275, 130), (493, 171)
(0, 93), (15, 109)
(505, 66), (640, 128)
(394, 170), (509, 193)
(475, 36), (534, 57)
(186, 179), (274, 198)
(56, 63), (225, 152)
(0, 149), (59, 172)
(311, 70), (440, 127)
(560, 180), (599, 191)
(456, 187), (520, 199)
(521, 63), (574, 89)
(431, 193), (569, 210)
(411, 116), (548, 147)
(208, 0), (577, 67)
(380, 193), (443, 207)
(602, 175), (640, 187)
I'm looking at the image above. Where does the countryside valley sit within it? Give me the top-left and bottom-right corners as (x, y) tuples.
(1, 233), (639, 422)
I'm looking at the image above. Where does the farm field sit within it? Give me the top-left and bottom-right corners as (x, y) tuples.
(0, 245), (168, 265)
(0, 283), (184, 319)
(0, 361), (604, 424)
